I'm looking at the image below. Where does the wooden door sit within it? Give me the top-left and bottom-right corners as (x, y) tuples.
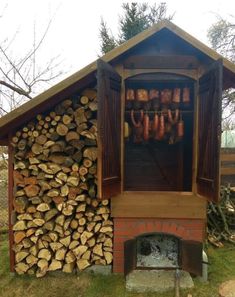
(197, 59), (223, 202)
(180, 240), (202, 276)
(97, 59), (122, 199)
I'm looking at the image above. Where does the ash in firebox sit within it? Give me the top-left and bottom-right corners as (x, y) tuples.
(136, 234), (178, 268)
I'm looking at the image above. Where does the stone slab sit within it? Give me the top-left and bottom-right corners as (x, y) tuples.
(126, 270), (194, 293)
(85, 265), (112, 275)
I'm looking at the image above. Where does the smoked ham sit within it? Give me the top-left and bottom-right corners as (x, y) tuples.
(172, 88), (181, 103)
(182, 87), (190, 105)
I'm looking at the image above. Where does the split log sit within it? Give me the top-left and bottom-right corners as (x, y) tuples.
(77, 259), (90, 271)
(63, 262), (75, 273)
(38, 249), (52, 261)
(16, 250), (29, 263)
(15, 262), (29, 275)
(55, 248), (67, 261)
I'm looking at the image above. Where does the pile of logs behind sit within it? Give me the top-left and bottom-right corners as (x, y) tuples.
(11, 89), (113, 277)
(207, 185), (235, 247)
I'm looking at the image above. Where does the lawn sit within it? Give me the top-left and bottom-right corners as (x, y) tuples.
(0, 233), (235, 297)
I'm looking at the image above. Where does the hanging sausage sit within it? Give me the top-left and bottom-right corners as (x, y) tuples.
(155, 113), (165, 140)
(143, 112), (150, 141)
(177, 113), (184, 138)
(152, 113), (159, 133)
(131, 109), (144, 143)
(168, 109), (179, 125)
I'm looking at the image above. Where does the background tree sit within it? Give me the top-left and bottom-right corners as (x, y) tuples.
(207, 18), (235, 128)
(99, 2), (173, 54)
(0, 5), (63, 166)
(0, 7), (63, 117)
(208, 18), (235, 62)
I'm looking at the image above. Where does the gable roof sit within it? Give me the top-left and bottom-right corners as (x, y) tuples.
(0, 20), (235, 143)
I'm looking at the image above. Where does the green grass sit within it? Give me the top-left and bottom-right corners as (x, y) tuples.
(0, 233), (235, 297)
(0, 209), (8, 228)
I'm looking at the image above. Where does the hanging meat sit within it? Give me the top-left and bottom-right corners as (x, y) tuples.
(149, 89), (159, 100)
(136, 89), (149, 110)
(172, 88), (181, 106)
(152, 113), (159, 133)
(160, 89), (172, 106)
(150, 89), (160, 110)
(177, 113), (184, 138)
(168, 109), (179, 125)
(182, 87), (190, 106)
(155, 113), (165, 140)
(126, 89), (135, 100)
(136, 89), (149, 102)
(126, 89), (135, 110)
(131, 109), (144, 143)
(143, 113), (150, 141)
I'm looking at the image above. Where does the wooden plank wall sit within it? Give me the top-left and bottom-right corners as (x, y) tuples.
(221, 148), (235, 186)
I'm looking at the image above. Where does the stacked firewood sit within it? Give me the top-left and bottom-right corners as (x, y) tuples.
(11, 89), (113, 277)
(207, 185), (235, 247)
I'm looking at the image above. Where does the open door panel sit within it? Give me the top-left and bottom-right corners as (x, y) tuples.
(197, 59), (223, 202)
(180, 240), (202, 276)
(97, 59), (122, 199)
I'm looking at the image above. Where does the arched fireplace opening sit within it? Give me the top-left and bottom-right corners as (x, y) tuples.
(124, 232), (202, 277)
(136, 233), (179, 268)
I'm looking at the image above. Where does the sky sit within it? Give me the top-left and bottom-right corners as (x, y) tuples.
(1, 0), (235, 87)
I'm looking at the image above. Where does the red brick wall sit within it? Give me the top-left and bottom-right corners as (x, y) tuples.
(113, 218), (206, 273)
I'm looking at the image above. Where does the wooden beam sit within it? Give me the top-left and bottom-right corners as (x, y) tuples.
(8, 137), (15, 272)
(123, 55), (199, 69)
(111, 192), (207, 219)
(221, 153), (235, 162)
(221, 167), (235, 176)
(123, 68), (198, 80)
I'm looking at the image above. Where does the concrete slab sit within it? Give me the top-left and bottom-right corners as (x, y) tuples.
(126, 270), (194, 293)
(85, 265), (112, 275)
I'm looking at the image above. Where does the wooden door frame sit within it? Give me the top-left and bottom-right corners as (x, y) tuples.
(116, 66), (200, 194)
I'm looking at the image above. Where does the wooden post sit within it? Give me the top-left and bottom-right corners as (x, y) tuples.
(8, 136), (15, 272)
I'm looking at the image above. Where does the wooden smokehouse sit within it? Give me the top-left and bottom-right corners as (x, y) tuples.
(0, 20), (235, 277)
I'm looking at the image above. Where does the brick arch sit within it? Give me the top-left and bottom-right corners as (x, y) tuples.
(113, 218), (205, 273)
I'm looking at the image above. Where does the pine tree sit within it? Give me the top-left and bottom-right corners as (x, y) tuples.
(99, 18), (117, 55)
(99, 2), (173, 54)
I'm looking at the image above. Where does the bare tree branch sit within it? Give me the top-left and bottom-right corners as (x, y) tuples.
(0, 5), (64, 117)
(0, 80), (32, 98)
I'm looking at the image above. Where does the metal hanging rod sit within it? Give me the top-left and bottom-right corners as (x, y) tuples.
(125, 110), (194, 114)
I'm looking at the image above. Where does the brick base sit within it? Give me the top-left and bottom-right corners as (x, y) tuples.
(113, 218), (206, 273)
